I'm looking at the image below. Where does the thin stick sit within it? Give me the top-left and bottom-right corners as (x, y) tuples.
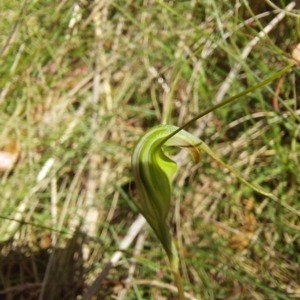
(117, 227), (146, 300)
(81, 215), (146, 300)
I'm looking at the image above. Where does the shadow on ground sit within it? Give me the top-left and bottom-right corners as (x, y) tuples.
(0, 232), (86, 300)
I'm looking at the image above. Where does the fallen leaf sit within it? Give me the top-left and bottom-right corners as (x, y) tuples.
(0, 151), (17, 171)
(0, 139), (20, 171)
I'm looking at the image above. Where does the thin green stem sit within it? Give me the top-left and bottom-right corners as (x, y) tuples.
(167, 240), (186, 300)
(172, 270), (186, 300)
(162, 70), (182, 125)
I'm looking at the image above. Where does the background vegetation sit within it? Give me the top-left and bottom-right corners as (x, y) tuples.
(0, 0), (299, 299)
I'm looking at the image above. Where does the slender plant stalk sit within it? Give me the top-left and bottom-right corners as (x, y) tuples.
(172, 270), (186, 300)
(169, 239), (186, 300)
(162, 69), (183, 125)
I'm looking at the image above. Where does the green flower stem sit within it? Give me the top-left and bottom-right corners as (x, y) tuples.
(169, 240), (186, 300)
(172, 270), (186, 300)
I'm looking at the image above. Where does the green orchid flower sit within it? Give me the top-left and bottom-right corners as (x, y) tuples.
(131, 64), (294, 300)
